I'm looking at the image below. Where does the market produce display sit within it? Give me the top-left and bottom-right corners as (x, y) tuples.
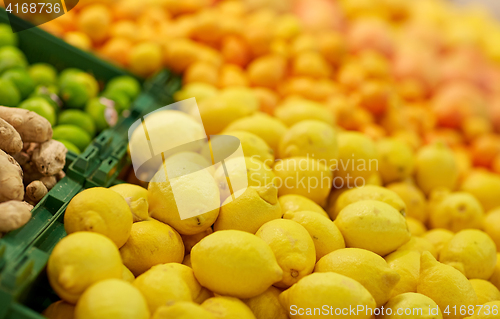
(2, 0), (500, 318)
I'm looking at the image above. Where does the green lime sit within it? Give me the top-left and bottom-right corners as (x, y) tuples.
(58, 109), (96, 137)
(56, 139), (81, 155)
(0, 46), (27, 73)
(30, 85), (62, 113)
(0, 24), (18, 48)
(0, 79), (21, 107)
(85, 97), (118, 132)
(101, 89), (131, 114)
(29, 63), (58, 86)
(52, 125), (92, 152)
(59, 72), (99, 109)
(58, 68), (83, 85)
(105, 76), (141, 100)
(2, 68), (35, 99)
(19, 97), (57, 126)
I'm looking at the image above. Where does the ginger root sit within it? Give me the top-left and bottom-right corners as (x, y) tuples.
(0, 106), (52, 143)
(0, 150), (24, 203)
(0, 118), (23, 154)
(40, 175), (57, 190)
(31, 140), (67, 176)
(25, 181), (48, 205)
(0, 200), (33, 232)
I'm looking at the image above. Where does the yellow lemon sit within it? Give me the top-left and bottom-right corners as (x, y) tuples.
(490, 253), (500, 290)
(119, 219), (184, 276)
(471, 300), (500, 318)
(417, 251), (478, 319)
(278, 120), (338, 163)
(243, 286), (288, 319)
(460, 170), (500, 211)
(225, 131), (274, 164)
(484, 209), (500, 252)
(191, 230), (283, 298)
(121, 265), (135, 283)
(315, 248), (400, 307)
(128, 42), (162, 77)
(387, 182), (428, 223)
(335, 200), (411, 256)
(74, 279), (149, 319)
(214, 184), (282, 234)
(64, 187), (133, 248)
(279, 272), (376, 319)
(335, 131), (379, 187)
(429, 191), (484, 232)
(223, 112), (288, 155)
(181, 228), (213, 254)
(379, 293), (443, 319)
(77, 4), (111, 42)
(165, 151), (214, 175)
(283, 210), (345, 261)
(415, 143), (459, 195)
(202, 296), (256, 319)
(278, 194), (329, 218)
(152, 302), (217, 319)
(376, 138), (415, 184)
(397, 236), (438, 258)
(148, 162), (220, 235)
(325, 187), (348, 219)
(422, 229), (454, 258)
(439, 229), (497, 280)
(43, 300), (75, 319)
(274, 97), (335, 127)
(469, 279), (500, 305)
(385, 250), (421, 298)
(47, 232), (122, 304)
(273, 157), (332, 205)
(110, 183), (149, 222)
(406, 217), (427, 236)
(332, 185), (407, 220)
(174, 82), (219, 103)
(213, 157), (275, 202)
(256, 219), (316, 288)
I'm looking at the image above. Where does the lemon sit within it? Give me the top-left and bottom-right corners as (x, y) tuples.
(256, 219), (316, 288)
(243, 286), (288, 319)
(202, 296), (256, 319)
(191, 230), (283, 298)
(278, 120), (338, 163)
(376, 138), (415, 184)
(279, 272), (376, 319)
(397, 236), (438, 258)
(379, 293), (443, 319)
(278, 194), (329, 218)
(214, 184), (282, 234)
(385, 250), (421, 298)
(490, 253), (500, 290)
(133, 263), (203, 314)
(335, 200), (411, 256)
(422, 229), (455, 257)
(273, 157), (333, 205)
(417, 252), (478, 319)
(283, 210), (345, 261)
(165, 151), (213, 175)
(225, 131), (274, 164)
(429, 192), (484, 232)
(315, 248), (400, 307)
(335, 131), (379, 187)
(148, 162), (220, 235)
(484, 209), (500, 252)
(128, 43), (162, 77)
(224, 112), (288, 155)
(469, 279), (500, 305)
(460, 170), (500, 211)
(471, 300), (500, 318)
(110, 183), (149, 222)
(439, 229), (497, 280)
(119, 219), (184, 276)
(74, 279), (149, 319)
(406, 217), (427, 236)
(64, 187), (133, 248)
(47, 232), (122, 304)
(274, 97), (335, 127)
(181, 228), (213, 254)
(152, 302), (217, 319)
(415, 143), (459, 195)
(332, 185), (407, 220)
(174, 82), (219, 103)
(43, 300), (75, 319)
(387, 182), (428, 223)
(213, 157), (275, 202)
(121, 265), (135, 283)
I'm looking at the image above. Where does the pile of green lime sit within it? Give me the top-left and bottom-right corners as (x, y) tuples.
(0, 23), (141, 155)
